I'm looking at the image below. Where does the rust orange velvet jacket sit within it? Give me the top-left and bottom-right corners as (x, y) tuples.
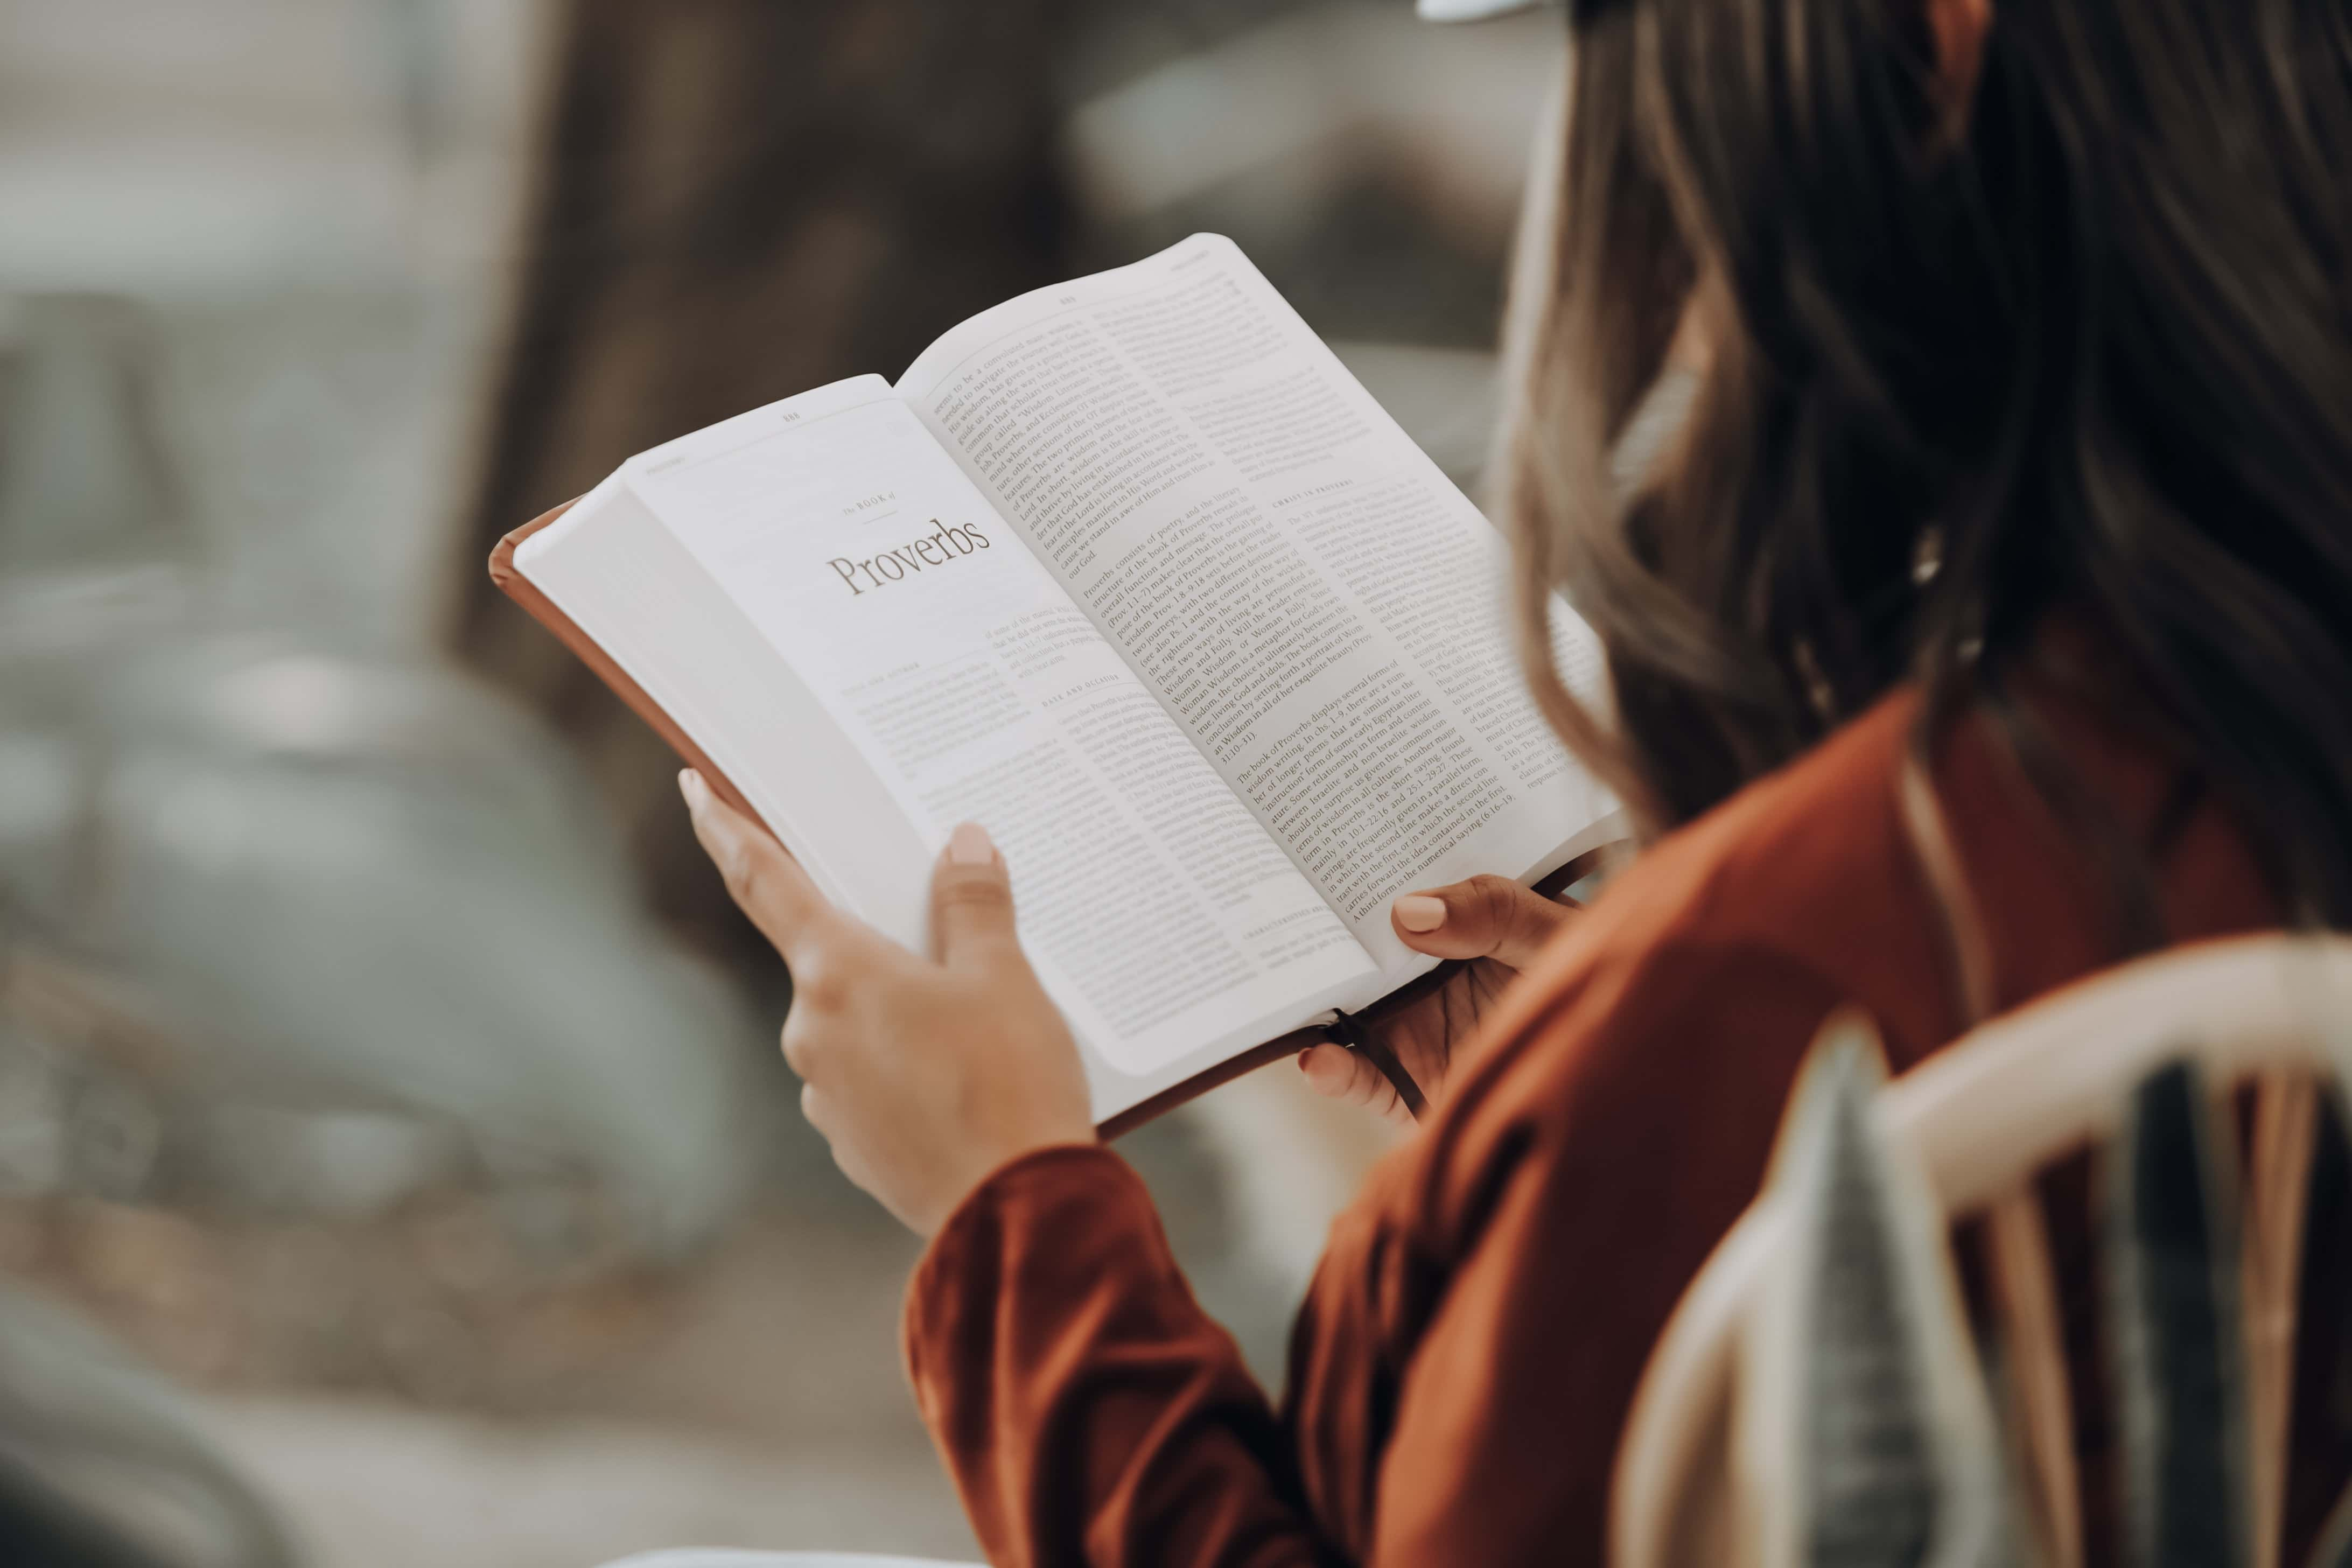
(900, 681), (2343, 1566)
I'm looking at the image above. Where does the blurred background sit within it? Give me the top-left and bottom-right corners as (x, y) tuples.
(0, 2), (1561, 1563)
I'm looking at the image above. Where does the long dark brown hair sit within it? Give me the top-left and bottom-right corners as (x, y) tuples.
(1507, 0), (2352, 929)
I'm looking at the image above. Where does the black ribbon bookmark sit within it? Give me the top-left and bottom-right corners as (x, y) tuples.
(1327, 1007), (1427, 1122)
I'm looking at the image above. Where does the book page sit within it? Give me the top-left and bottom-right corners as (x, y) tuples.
(897, 236), (1620, 975)
(519, 377), (1374, 1115)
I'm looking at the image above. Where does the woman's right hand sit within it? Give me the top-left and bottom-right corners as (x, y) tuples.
(1297, 876), (1578, 1125)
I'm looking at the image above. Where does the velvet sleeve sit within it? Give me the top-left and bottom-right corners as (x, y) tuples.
(901, 943), (1856, 1567)
(1292, 939), (1860, 1565)
(904, 1144), (1347, 1568)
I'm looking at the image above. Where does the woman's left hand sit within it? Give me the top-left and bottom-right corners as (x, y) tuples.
(680, 769), (1095, 1235)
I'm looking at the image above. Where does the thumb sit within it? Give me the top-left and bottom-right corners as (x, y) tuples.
(1389, 874), (1576, 970)
(930, 821), (1021, 968)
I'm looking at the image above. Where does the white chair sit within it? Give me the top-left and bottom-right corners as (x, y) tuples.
(1610, 933), (2352, 1568)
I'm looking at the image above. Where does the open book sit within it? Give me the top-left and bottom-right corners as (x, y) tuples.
(492, 234), (1622, 1133)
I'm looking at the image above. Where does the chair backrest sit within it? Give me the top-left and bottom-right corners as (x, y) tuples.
(1609, 933), (2352, 1568)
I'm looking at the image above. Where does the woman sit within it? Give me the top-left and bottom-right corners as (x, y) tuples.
(678, 0), (2352, 1560)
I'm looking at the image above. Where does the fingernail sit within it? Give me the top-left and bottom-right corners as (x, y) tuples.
(1395, 894), (1447, 933)
(678, 769), (710, 813)
(947, 821), (994, 866)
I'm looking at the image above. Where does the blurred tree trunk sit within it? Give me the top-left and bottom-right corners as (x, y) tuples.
(450, 0), (1075, 948)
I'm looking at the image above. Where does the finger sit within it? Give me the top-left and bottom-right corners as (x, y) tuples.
(801, 1084), (876, 1195)
(929, 821), (1021, 969)
(1298, 1042), (1364, 1098)
(1390, 873), (1574, 969)
(1297, 1045), (1412, 1126)
(780, 1013), (823, 1080)
(681, 769), (837, 964)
